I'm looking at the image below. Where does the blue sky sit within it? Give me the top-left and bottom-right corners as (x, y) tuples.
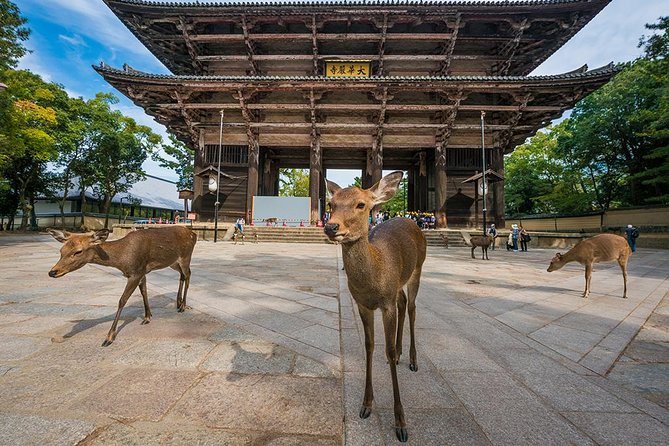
(16, 0), (668, 187)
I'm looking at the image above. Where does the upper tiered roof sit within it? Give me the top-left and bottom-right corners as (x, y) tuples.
(102, 0), (612, 76)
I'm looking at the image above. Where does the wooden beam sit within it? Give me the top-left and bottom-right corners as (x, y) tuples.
(311, 15), (319, 75)
(499, 92), (533, 150)
(241, 16), (259, 75)
(197, 54), (505, 62)
(495, 19), (530, 75)
(186, 32), (455, 42)
(194, 121), (536, 131)
(437, 13), (461, 76)
(178, 17), (204, 73)
(377, 14), (388, 76)
(309, 88), (321, 224)
(155, 102), (564, 113)
(236, 89), (259, 220)
(173, 90), (200, 145)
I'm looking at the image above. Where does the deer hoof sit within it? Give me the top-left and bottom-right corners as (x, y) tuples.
(101, 339), (114, 347)
(141, 318), (151, 325)
(359, 406), (372, 419)
(395, 427), (408, 442)
(409, 363), (418, 372)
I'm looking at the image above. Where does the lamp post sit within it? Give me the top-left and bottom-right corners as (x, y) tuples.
(214, 110), (224, 242)
(480, 111), (487, 236)
(118, 196), (129, 223)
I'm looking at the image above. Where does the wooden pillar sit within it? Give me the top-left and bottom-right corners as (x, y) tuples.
(492, 148), (506, 228)
(247, 138), (259, 222)
(364, 145), (383, 188)
(407, 168), (415, 212)
(309, 136), (321, 225)
(434, 143), (448, 228)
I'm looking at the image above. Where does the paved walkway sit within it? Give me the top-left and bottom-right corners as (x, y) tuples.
(0, 233), (667, 445)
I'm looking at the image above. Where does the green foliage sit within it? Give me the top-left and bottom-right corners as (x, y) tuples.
(380, 174), (407, 215)
(505, 123), (594, 216)
(0, 0), (30, 71)
(0, 70), (67, 229)
(506, 16), (669, 215)
(279, 168), (309, 197)
(152, 134), (194, 190)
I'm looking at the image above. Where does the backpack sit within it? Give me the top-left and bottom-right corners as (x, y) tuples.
(632, 228), (639, 239)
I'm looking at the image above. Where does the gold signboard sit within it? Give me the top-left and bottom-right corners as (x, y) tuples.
(325, 60), (371, 78)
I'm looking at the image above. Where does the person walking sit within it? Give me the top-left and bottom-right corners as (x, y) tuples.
(624, 224), (639, 252)
(519, 226), (530, 252)
(235, 216), (245, 234)
(511, 224), (519, 252)
(488, 224), (498, 250)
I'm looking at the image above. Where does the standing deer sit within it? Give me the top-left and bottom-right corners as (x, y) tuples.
(547, 233), (631, 299)
(47, 226), (197, 346)
(469, 234), (493, 260)
(324, 171), (426, 443)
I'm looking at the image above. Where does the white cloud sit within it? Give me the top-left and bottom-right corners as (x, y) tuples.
(58, 34), (87, 47)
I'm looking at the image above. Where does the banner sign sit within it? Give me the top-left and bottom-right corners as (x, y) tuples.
(325, 60), (371, 78)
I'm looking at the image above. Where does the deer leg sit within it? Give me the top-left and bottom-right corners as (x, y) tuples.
(139, 275), (151, 325)
(382, 305), (408, 442)
(395, 290), (407, 364)
(180, 265), (192, 311)
(103, 275), (141, 347)
(619, 257), (628, 299)
(407, 271), (420, 372)
(583, 263), (593, 298)
(357, 305), (375, 419)
(471, 246), (476, 259)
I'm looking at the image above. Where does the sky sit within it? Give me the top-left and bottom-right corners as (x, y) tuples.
(15, 0), (668, 187)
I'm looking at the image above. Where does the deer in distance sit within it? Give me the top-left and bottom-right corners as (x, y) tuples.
(547, 233), (631, 299)
(469, 234), (493, 260)
(324, 171), (427, 443)
(48, 226), (197, 346)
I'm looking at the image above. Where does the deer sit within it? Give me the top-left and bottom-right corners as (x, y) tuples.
(324, 171), (427, 443)
(47, 226), (197, 346)
(547, 233), (631, 299)
(469, 234), (493, 260)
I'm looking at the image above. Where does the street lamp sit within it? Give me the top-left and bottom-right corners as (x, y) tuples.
(214, 110), (224, 242)
(118, 196), (129, 223)
(480, 111), (487, 236)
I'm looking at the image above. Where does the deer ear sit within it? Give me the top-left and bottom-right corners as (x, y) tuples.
(91, 229), (110, 244)
(325, 179), (342, 199)
(370, 171), (403, 205)
(48, 229), (71, 243)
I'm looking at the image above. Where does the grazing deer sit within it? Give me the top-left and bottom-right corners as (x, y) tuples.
(47, 226), (197, 346)
(469, 235), (493, 260)
(324, 171), (426, 443)
(232, 227), (245, 245)
(547, 233), (631, 299)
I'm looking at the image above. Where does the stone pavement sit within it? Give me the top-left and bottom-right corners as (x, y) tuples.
(0, 232), (667, 445)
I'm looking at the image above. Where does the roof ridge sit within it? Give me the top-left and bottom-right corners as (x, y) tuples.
(94, 61), (620, 82)
(105, 0), (604, 8)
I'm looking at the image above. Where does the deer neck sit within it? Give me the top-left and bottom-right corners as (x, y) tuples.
(341, 234), (379, 284)
(89, 241), (123, 270)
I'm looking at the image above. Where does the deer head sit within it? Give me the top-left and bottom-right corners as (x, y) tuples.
(324, 171), (403, 244)
(48, 229), (110, 278)
(547, 252), (566, 272)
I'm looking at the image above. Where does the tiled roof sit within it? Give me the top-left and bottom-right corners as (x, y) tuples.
(105, 0), (606, 9)
(94, 62), (619, 83)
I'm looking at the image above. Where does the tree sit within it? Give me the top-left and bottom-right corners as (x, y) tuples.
(0, 0), (30, 71)
(279, 168), (309, 197)
(505, 123), (594, 216)
(0, 70), (65, 230)
(152, 134), (194, 190)
(84, 102), (161, 225)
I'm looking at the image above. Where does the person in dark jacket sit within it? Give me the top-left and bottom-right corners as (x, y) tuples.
(487, 224), (498, 250)
(624, 224), (639, 252)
